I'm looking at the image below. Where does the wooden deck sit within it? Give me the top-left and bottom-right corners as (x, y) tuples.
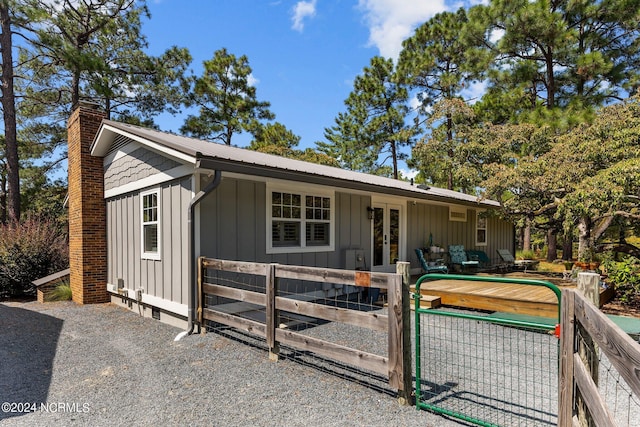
(414, 274), (614, 319)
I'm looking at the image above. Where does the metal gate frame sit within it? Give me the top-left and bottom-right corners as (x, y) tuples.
(414, 273), (562, 426)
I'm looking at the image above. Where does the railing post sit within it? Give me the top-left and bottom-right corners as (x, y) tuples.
(559, 289), (576, 426)
(577, 274), (600, 380)
(394, 261), (413, 406)
(576, 273), (600, 427)
(266, 263), (279, 361)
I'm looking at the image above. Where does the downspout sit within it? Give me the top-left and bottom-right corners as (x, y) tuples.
(175, 156), (222, 341)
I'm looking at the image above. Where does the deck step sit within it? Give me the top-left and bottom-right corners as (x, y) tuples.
(411, 295), (441, 310)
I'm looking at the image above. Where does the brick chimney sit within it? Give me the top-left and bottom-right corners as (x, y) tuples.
(67, 102), (109, 304)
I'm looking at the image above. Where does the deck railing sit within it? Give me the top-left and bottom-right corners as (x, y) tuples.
(559, 288), (640, 426)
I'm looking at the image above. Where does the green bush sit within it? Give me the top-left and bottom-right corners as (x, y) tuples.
(0, 217), (69, 298)
(520, 250), (536, 260)
(603, 257), (640, 304)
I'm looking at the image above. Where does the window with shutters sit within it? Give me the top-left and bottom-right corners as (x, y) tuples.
(267, 184), (334, 253)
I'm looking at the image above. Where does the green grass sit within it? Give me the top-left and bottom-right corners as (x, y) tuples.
(535, 261), (568, 273)
(46, 281), (72, 302)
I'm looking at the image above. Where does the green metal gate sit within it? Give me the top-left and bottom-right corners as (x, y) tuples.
(414, 274), (562, 426)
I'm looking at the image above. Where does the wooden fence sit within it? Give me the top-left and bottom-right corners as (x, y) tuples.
(197, 258), (413, 403)
(559, 288), (640, 426)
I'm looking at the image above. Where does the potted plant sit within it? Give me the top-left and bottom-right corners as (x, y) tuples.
(575, 248), (595, 270)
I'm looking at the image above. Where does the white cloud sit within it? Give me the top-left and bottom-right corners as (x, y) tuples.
(357, 0), (447, 60)
(489, 28), (504, 44)
(291, 0), (317, 32)
(409, 95), (421, 112)
(247, 73), (259, 87)
(461, 80), (487, 104)
(399, 168), (419, 180)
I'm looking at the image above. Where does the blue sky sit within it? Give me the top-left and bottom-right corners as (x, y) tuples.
(142, 0), (486, 176)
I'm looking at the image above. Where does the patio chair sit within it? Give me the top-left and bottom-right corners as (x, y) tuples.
(496, 248), (520, 271)
(465, 249), (492, 270)
(448, 245), (479, 272)
(497, 248), (515, 263)
(415, 248), (448, 274)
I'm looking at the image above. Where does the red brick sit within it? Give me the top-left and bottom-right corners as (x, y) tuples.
(68, 103), (109, 304)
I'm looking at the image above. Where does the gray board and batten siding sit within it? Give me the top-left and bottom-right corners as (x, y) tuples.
(106, 176), (192, 307)
(198, 176), (373, 268)
(199, 175), (513, 273)
(104, 137), (192, 310)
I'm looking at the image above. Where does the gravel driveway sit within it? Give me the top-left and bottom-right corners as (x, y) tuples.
(0, 301), (464, 427)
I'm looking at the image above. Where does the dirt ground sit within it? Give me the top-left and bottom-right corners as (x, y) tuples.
(601, 294), (640, 318)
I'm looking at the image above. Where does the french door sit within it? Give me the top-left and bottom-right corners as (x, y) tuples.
(371, 202), (403, 272)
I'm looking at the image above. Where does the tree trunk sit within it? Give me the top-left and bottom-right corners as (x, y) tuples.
(391, 140), (398, 180)
(563, 230), (573, 261)
(72, 69), (80, 108)
(225, 123), (233, 145)
(599, 242), (640, 260)
(523, 221), (531, 251)
(547, 228), (557, 262)
(517, 226), (524, 251)
(545, 48), (555, 109)
(0, 170), (6, 224)
(446, 113), (453, 190)
(0, 5), (20, 222)
(105, 96), (111, 120)
(577, 216), (592, 261)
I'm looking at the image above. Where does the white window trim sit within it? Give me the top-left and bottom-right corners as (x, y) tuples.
(141, 188), (161, 260)
(476, 210), (488, 246)
(266, 183), (335, 254)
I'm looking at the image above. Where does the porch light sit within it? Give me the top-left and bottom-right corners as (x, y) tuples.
(366, 206), (375, 220)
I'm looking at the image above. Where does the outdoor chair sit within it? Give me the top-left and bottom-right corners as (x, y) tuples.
(498, 249), (538, 272)
(415, 248), (448, 274)
(448, 245), (479, 272)
(465, 249), (492, 270)
(497, 249), (514, 271)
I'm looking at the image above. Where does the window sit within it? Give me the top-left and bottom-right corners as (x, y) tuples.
(141, 189), (160, 259)
(271, 192), (302, 247)
(476, 211), (487, 246)
(268, 185), (334, 253)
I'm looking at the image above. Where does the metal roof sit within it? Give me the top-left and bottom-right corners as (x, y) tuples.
(92, 120), (499, 208)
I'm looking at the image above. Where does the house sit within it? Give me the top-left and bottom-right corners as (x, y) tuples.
(67, 102), (514, 328)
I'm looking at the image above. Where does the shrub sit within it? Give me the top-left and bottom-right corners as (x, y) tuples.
(602, 256), (640, 304)
(520, 250), (536, 260)
(46, 281), (72, 302)
(0, 217), (69, 298)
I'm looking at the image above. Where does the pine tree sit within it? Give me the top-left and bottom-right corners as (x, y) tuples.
(180, 48), (274, 145)
(321, 56), (413, 179)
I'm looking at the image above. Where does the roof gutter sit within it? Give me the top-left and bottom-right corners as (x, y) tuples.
(190, 158), (498, 209)
(175, 155), (222, 340)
